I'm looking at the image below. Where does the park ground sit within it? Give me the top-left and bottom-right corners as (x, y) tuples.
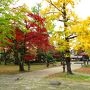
(0, 62), (90, 90)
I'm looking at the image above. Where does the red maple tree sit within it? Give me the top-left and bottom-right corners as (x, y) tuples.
(14, 13), (52, 61)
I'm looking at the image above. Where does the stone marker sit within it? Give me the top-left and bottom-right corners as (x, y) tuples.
(50, 80), (61, 85)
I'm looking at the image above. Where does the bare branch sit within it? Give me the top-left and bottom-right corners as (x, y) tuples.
(46, 12), (59, 14)
(58, 18), (69, 22)
(66, 34), (77, 40)
(58, 19), (64, 22)
(48, 0), (61, 11)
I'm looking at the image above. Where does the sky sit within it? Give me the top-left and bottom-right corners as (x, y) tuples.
(19, 0), (90, 19)
(75, 0), (90, 19)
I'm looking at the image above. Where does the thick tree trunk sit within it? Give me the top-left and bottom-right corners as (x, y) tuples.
(65, 40), (73, 74)
(65, 57), (73, 74)
(13, 50), (24, 71)
(17, 51), (25, 72)
(62, 2), (73, 74)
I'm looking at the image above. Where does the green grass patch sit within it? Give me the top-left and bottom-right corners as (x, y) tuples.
(47, 72), (90, 82)
(82, 65), (90, 68)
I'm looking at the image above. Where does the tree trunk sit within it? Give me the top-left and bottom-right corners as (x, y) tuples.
(62, 61), (65, 72)
(46, 60), (50, 67)
(18, 52), (25, 72)
(19, 61), (24, 71)
(61, 52), (66, 72)
(4, 59), (7, 65)
(14, 53), (19, 65)
(28, 61), (30, 71)
(87, 60), (89, 65)
(62, 2), (73, 74)
(65, 57), (73, 74)
(13, 50), (24, 71)
(3, 49), (7, 65)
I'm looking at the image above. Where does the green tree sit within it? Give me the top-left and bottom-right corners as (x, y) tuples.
(0, 0), (16, 46)
(0, 1), (29, 71)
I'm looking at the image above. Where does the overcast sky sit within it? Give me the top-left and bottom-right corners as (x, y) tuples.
(75, 0), (90, 19)
(19, 0), (90, 19)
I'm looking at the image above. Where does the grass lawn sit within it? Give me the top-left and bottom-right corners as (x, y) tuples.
(0, 64), (46, 75)
(47, 72), (90, 82)
(0, 62), (60, 75)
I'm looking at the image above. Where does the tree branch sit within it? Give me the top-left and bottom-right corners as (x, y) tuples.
(46, 12), (59, 14)
(58, 18), (69, 22)
(66, 34), (77, 40)
(48, 0), (61, 11)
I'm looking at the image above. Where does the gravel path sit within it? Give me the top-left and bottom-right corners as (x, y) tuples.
(0, 62), (90, 90)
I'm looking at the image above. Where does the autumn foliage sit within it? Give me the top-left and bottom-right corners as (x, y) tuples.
(7, 13), (52, 61)
(26, 13), (52, 51)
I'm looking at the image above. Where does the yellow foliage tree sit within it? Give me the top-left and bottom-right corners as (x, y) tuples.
(71, 17), (90, 55)
(41, 0), (80, 74)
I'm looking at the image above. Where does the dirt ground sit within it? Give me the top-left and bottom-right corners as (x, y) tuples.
(0, 74), (90, 90)
(0, 63), (90, 90)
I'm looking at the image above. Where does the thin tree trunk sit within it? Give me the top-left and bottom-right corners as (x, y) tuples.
(14, 52), (19, 65)
(46, 60), (50, 67)
(19, 61), (24, 71)
(87, 60), (89, 65)
(28, 61), (30, 71)
(62, 61), (65, 72)
(13, 40), (19, 65)
(3, 49), (7, 65)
